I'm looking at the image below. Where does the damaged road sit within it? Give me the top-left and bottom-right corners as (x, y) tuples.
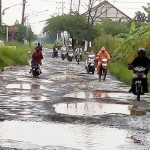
(0, 48), (150, 150)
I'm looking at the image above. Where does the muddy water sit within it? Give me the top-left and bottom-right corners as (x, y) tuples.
(0, 121), (131, 150)
(0, 49), (150, 150)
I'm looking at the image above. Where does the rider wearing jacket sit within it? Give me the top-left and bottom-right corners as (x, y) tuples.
(95, 47), (110, 73)
(75, 45), (82, 60)
(30, 46), (43, 73)
(128, 48), (150, 93)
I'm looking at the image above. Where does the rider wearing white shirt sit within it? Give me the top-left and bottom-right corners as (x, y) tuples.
(75, 45), (82, 60)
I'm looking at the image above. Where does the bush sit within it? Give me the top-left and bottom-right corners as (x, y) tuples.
(0, 41), (34, 70)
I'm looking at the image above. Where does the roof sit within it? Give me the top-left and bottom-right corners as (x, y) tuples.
(83, 0), (132, 21)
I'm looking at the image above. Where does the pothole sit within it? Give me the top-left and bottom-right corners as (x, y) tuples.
(54, 102), (147, 116)
(64, 91), (107, 99)
(10, 96), (49, 101)
(6, 84), (45, 90)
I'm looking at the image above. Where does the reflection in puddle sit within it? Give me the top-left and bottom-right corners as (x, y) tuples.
(129, 105), (147, 116)
(10, 96), (49, 101)
(0, 121), (130, 150)
(64, 91), (107, 99)
(54, 102), (147, 116)
(6, 84), (45, 90)
(54, 102), (131, 116)
(49, 74), (84, 81)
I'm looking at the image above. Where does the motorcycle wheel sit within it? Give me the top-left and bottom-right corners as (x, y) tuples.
(136, 83), (141, 101)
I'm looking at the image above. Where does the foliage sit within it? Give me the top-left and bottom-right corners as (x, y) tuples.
(43, 14), (96, 42)
(15, 24), (35, 44)
(0, 41), (34, 70)
(133, 11), (147, 22)
(112, 22), (150, 63)
(143, 3), (150, 14)
(99, 19), (131, 36)
(93, 34), (122, 55)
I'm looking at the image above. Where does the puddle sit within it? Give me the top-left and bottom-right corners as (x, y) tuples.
(0, 121), (132, 150)
(6, 84), (45, 90)
(10, 96), (49, 101)
(54, 102), (147, 116)
(17, 78), (53, 83)
(49, 74), (84, 81)
(64, 91), (107, 99)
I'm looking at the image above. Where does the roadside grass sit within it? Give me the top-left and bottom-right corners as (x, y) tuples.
(109, 61), (133, 85)
(109, 61), (150, 89)
(44, 44), (54, 49)
(0, 41), (34, 71)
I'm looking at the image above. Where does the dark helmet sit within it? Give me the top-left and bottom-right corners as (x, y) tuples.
(38, 42), (40, 46)
(138, 47), (146, 53)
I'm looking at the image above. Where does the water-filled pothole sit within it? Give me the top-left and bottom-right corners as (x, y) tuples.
(54, 102), (147, 116)
(0, 121), (133, 150)
(6, 84), (45, 90)
(10, 96), (49, 101)
(64, 91), (107, 98)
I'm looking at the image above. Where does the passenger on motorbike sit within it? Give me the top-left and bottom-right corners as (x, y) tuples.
(66, 43), (73, 58)
(29, 46), (43, 73)
(75, 45), (82, 61)
(85, 47), (95, 66)
(61, 44), (67, 54)
(95, 47), (110, 74)
(36, 42), (42, 51)
(128, 48), (150, 93)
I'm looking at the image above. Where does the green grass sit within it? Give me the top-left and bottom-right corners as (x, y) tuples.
(109, 61), (134, 85)
(44, 44), (54, 49)
(109, 61), (150, 89)
(0, 41), (34, 71)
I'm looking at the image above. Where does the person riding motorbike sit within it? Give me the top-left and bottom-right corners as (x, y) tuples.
(66, 43), (73, 58)
(29, 46), (43, 73)
(85, 47), (95, 66)
(95, 47), (110, 74)
(36, 42), (42, 51)
(75, 45), (82, 61)
(61, 44), (67, 58)
(61, 44), (67, 53)
(128, 47), (150, 93)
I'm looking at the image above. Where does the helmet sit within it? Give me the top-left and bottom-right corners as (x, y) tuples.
(138, 47), (146, 53)
(101, 47), (106, 51)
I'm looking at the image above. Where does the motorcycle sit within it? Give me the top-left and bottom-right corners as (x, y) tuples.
(67, 51), (73, 62)
(52, 48), (58, 58)
(76, 52), (82, 64)
(128, 64), (148, 101)
(85, 54), (95, 74)
(98, 58), (108, 81)
(31, 60), (41, 77)
(61, 51), (66, 60)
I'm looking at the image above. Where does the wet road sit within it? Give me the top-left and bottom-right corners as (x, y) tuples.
(0, 48), (150, 150)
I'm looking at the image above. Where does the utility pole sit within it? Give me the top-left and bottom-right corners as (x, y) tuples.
(21, 0), (26, 25)
(78, 0), (81, 13)
(70, 0), (72, 13)
(0, 0), (2, 39)
(87, 0), (92, 49)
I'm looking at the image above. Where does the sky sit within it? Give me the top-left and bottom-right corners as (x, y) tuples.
(2, 0), (150, 35)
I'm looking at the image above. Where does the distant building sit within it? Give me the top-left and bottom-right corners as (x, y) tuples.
(83, 0), (132, 23)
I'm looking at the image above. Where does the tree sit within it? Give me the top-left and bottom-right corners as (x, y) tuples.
(43, 14), (88, 45)
(133, 11), (146, 22)
(15, 24), (34, 44)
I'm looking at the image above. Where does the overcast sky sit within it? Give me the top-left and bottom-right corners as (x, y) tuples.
(2, 0), (150, 34)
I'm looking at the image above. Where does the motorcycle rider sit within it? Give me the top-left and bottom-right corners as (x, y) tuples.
(61, 44), (67, 57)
(85, 47), (95, 66)
(128, 47), (150, 93)
(75, 45), (82, 61)
(29, 46), (43, 73)
(95, 47), (110, 74)
(36, 42), (42, 51)
(66, 43), (73, 58)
